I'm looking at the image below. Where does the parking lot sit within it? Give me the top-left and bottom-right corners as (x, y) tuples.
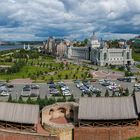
(66, 80), (135, 98)
(0, 80), (137, 101)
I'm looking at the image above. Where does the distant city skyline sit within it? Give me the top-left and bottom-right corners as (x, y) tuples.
(0, 0), (140, 41)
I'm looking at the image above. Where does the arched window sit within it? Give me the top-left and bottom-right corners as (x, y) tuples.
(104, 53), (107, 60)
(127, 52), (130, 59)
(49, 109), (54, 115)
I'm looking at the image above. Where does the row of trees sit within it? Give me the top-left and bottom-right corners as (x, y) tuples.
(6, 60), (26, 74)
(12, 49), (39, 59)
(8, 94), (75, 110)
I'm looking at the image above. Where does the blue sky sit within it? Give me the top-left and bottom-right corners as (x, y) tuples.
(0, 0), (140, 41)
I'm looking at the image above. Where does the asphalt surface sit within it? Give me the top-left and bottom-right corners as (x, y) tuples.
(0, 80), (137, 102)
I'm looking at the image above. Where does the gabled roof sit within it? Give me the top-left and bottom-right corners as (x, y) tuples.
(0, 102), (39, 124)
(134, 93), (140, 114)
(78, 97), (138, 120)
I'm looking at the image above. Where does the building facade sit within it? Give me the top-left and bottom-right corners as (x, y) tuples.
(67, 33), (134, 66)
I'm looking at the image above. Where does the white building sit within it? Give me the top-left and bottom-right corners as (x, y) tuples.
(67, 33), (134, 66)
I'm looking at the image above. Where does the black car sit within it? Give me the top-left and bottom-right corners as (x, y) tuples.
(49, 84), (56, 89)
(117, 78), (125, 81)
(30, 93), (38, 97)
(23, 87), (30, 91)
(101, 82), (110, 86)
(31, 85), (39, 89)
(47, 81), (54, 85)
(7, 84), (14, 88)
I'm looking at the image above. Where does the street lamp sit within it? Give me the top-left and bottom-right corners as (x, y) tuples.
(16, 91), (18, 101)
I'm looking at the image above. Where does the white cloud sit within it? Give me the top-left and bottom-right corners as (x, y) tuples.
(0, 0), (139, 40)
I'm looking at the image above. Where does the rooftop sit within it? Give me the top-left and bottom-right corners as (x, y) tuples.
(78, 97), (138, 120)
(0, 102), (39, 124)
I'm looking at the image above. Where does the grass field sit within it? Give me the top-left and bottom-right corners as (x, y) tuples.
(129, 137), (140, 140)
(0, 53), (91, 81)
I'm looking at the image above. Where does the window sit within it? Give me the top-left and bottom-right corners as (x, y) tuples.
(127, 52), (130, 59)
(104, 53), (107, 60)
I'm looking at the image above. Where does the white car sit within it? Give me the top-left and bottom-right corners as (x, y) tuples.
(76, 83), (83, 88)
(62, 90), (71, 96)
(109, 82), (117, 86)
(0, 91), (9, 96)
(61, 86), (69, 91)
(134, 83), (140, 87)
(98, 79), (105, 84)
(107, 85), (117, 90)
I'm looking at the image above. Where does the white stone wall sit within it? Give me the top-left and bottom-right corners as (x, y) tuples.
(67, 46), (89, 60)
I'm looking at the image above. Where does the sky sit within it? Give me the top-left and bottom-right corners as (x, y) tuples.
(0, 0), (140, 41)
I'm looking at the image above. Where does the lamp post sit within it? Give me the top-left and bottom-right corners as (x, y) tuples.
(16, 91), (18, 101)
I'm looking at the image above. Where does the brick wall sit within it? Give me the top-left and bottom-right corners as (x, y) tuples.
(74, 124), (140, 140)
(0, 130), (59, 140)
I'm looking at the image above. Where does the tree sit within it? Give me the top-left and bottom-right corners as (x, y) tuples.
(119, 87), (123, 96)
(96, 92), (101, 97)
(37, 95), (41, 103)
(124, 88), (129, 96)
(88, 92), (92, 97)
(45, 94), (48, 100)
(6, 77), (10, 83)
(68, 94), (75, 102)
(50, 76), (54, 82)
(65, 74), (68, 79)
(26, 96), (32, 104)
(18, 95), (24, 103)
(132, 88), (135, 96)
(81, 92), (84, 97)
(58, 74), (62, 80)
(112, 90), (116, 97)
(105, 89), (109, 97)
(8, 94), (12, 102)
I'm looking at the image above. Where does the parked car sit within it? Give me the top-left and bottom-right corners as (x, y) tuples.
(21, 92), (30, 97)
(23, 87), (31, 91)
(134, 83), (140, 87)
(31, 85), (40, 89)
(0, 86), (8, 92)
(7, 84), (14, 88)
(90, 86), (100, 93)
(0, 91), (9, 96)
(30, 93), (38, 97)
(98, 79), (105, 84)
(62, 90), (71, 96)
(49, 84), (56, 89)
(76, 83), (83, 88)
(47, 81), (54, 85)
(101, 82), (110, 86)
(61, 86), (69, 91)
(24, 85), (30, 88)
(107, 85), (117, 90)
(117, 78), (125, 81)
(74, 80), (80, 84)
(50, 89), (60, 95)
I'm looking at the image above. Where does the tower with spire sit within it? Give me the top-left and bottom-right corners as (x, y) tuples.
(90, 32), (100, 48)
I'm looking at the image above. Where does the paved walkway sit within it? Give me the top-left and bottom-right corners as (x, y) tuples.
(10, 78), (33, 84)
(91, 70), (123, 80)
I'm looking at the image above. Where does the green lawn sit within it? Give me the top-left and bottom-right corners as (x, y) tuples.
(0, 59), (90, 81)
(0, 50), (91, 81)
(0, 66), (49, 80)
(129, 137), (140, 140)
(132, 51), (140, 61)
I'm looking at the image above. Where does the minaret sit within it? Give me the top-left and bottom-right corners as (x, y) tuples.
(23, 43), (26, 49)
(27, 44), (30, 50)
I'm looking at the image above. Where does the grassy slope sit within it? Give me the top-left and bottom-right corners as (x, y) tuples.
(132, 51), (140, 61)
